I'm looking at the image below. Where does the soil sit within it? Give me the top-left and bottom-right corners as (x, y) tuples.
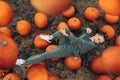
(1, 0), (120, 80)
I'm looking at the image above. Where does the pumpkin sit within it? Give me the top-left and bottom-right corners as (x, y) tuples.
(115, 35), (120, 46)
(64, 56), (82, 70)
(30, 0), (73, 16)
(56, 22), (68, 30)
(45, 44), (59, 61)
(27, 64), (48, 80)
(0, 27), (12, 37)
(48, 75), (60, 80)
(99, 25), (115, 40)
(34, 33), (50, 49)
(16, 20), (32, 36)
(0, 32), (18, 69)
(114, 76), (120, 80)
(34, 12), (48, 28)
(84, 7), (99, 21)
(91, 56), (105, 73)
(104, 14), (119, 24)
(99, 0), (120, 16)
(0, 69), (9, 77)
(96, 75), (112, 80)
(67, 17), (81, 30)
(0, 1), (13, 26)
(62, 5), (75, 18)
(3, 73), (21, 80)
(101, 46), (120, 74)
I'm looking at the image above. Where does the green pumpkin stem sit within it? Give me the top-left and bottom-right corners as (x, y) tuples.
(0, 40), (7, 47)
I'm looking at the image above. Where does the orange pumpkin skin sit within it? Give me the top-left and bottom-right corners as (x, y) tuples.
(100, 25), (115, 40)
(0, 1), (13, 26)
(48, 75), (60, 80)
(57, 22), (68, 30)
(115, 76), (120, 80)
(84, 7), (99, 21)
(67, 17), (81, 30)
(0, 69), (9, 77)
(99, 0), (120, 16)
(101, 46), (120, 74)
(115, 35), (120, 46)
(91, 56), (105, 73)
(27, 64), (48, 80)
(64, 56), (82, 70)
(3, 73), (21, 80)
(30, 0), (73, 16)
(46, 45), (59, 61)
(34, 12), (48, 28)
(0, 27), (12, 37)
(104, 14), (119, 24)
(0, 33), (18, 69)
(34, 34), (50, 49)
(96, 75), (112, 80)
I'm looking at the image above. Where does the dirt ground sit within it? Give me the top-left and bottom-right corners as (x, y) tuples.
(1, 0), (120, 80)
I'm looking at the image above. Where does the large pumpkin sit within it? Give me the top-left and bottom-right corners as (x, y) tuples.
(99, 0), (120, 16)
(101, 46), (120, 74)
(96, 75), (112, 80)
(3, 73), (21, 80)
(0, 32), (18, 69)
(30, 0), (73, 16)
(48, 75), (60, 80)
(27, 64), (48, 80)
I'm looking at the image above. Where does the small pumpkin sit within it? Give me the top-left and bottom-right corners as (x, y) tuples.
(101, 46), (120, 74)
(0, 32), (18, 69)
(96, 75), (112, 80)
(0, 69), (9, 77)
(0, 27), (12, 37)
(46, 44), (59, 61)
(114, 76), (120, 80)
(115, 35), (120, 46)
(84, 7), (99, 21)
(34, 33), (50, 49)
(64, 56), (82, 70)
(3, 73), (21, 80)
(91, 56), (105, 73)
(56, 22), (68, 30)
(104, 14), (119, 24)
(27, 64), (48, 80)
(0, 1), (13, 26)
(48, 75), (60, 80)
(62, 5), (75, 18)
(34, 12), (48, 28)
(99, 25), (115, 40)
(67, 17), (81, 30)
(16, 20), (32, 36)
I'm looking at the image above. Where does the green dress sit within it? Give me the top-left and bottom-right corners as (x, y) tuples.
(26, 28), (95, 64)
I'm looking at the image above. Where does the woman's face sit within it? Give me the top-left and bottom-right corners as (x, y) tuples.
(91, 34), (105, 44)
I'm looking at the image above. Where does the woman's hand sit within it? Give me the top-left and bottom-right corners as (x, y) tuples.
(59, 28), (68, 36)
(86, 28), (92, 34)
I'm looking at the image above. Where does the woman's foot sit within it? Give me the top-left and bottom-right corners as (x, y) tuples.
(40, 35), (52, 43)
(15, 59), (25, 66)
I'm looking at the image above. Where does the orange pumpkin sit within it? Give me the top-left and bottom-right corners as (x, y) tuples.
(56, 22), (68, 30)
(3, 73), (21, 80)
(104, 14), (119, 24)
(0, 27), (12, 37)
(0, 1), (13, 26)
(0, 69), (9, 77)
(34, 33), (50, 49)
(101, 46), (120, 74)
(30, 0), (73, 16)
(0, 32), (18, 69)
(48, 75), (60, 80)
(34, 12), (48, 28)
(64, 56), (82, 70)
(99, 25), (115, 40)
(46, 44), (59, 61)
(16, 20), (32, 36)
(67, 17), (81, 30)
(114, 76), (120, 80)
(91, 56), (105, 73)
(62, 5), (75, 18)
(27, 64), (48, 80)
(115, 35), (120, 46)
(96, 75), (112, 80)
(99, 0), (120, 16)
(84, 7), (99, 21)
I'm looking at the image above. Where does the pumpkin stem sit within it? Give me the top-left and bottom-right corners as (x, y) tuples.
(8, 77), (12, 80)
(0, 40), (7, 46)
(74, 57), (78, 60)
